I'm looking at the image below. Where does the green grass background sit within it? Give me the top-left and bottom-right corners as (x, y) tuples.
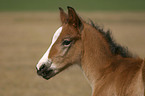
(0, 0), (145, 11)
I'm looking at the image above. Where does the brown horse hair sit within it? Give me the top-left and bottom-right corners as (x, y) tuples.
(89, 20), (134, 58)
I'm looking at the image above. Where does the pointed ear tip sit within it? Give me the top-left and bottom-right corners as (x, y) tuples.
(67, 6), (74, 10)
(67, 6), (71, 9)
(59, 7), (63, 11)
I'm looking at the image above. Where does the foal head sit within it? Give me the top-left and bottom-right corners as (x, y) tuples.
(36, 7), (83, 79)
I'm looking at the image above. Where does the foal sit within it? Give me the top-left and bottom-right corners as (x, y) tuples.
(36, 7), (145, 96)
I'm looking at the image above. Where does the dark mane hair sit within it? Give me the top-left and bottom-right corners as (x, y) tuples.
(89, 20), (133, 58)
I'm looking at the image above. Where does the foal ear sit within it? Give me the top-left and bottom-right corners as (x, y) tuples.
(67, 6), (83, 32)
(59, 7), (68, 24)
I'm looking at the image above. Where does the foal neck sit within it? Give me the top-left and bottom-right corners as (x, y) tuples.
(81, 23), (113, 86)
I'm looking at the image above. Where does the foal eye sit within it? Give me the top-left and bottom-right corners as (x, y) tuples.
(62, 39), (72, 46)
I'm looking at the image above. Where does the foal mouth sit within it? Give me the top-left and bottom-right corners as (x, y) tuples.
(37, 65), (58, 80)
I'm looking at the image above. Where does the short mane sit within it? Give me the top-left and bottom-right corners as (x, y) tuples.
(89, 20), (133, 58)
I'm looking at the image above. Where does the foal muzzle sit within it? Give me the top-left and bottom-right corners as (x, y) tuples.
(36, 60), (56, 80)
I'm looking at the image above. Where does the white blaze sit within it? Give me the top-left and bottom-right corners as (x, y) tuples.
(36, 27), (63, 70)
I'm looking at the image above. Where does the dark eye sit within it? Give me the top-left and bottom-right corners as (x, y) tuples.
(62, 39), (72, 47)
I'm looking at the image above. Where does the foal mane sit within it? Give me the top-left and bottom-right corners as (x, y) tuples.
(89, 20), (133, 58)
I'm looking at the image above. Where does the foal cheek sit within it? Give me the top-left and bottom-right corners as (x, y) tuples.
(49, 45), (65, 63)
(49, 46), (58, 59)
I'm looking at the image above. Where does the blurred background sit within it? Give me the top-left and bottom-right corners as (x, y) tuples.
(0, 0), (145, 96)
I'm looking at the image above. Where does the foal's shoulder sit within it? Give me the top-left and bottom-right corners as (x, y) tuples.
(112, 57), (143, 71)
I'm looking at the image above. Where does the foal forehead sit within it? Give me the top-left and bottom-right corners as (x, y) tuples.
(52, 27), (63, 43)
(52, 25), (78, 42)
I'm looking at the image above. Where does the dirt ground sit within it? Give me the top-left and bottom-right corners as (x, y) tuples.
(0, 12), (145, 96)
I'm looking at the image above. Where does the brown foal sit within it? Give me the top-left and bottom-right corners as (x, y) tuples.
(36, 7), (145, 96)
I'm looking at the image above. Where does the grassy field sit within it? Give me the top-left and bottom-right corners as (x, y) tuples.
(0, 11), (145, 96)
(0, 0), (145, 11)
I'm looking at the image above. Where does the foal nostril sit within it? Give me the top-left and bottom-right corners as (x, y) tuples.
(37, 64), (48, 76)
(36, 60), (52, 76)
(39, 64), (48, 71)
(37, 69), (42, 76)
